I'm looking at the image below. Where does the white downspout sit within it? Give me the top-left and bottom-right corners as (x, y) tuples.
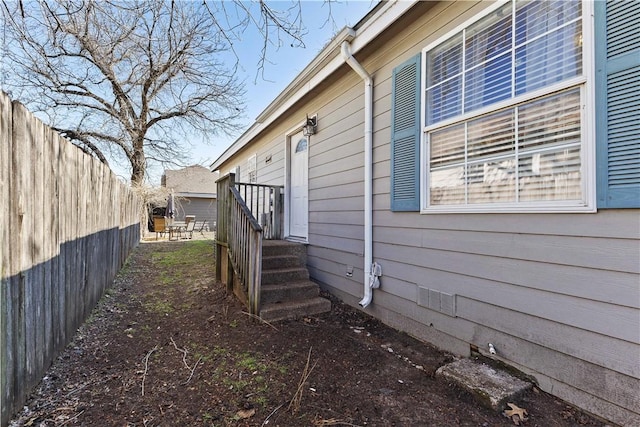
(341, 40), (376, 308)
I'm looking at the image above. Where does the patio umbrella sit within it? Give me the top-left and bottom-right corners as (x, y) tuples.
(166, 191), (175, 219)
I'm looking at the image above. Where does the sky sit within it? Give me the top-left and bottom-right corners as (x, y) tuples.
(144, 0), (377, 185)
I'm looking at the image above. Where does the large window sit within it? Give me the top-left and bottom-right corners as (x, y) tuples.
(422, 0), (592, 212)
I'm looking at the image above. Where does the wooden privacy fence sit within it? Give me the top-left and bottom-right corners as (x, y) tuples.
(0, 92), (141, 427)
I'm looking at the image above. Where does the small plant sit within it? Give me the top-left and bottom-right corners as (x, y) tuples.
(144, 299), (174, 315)
(237, 353), (258, 371)
(255, 395), (268, 408)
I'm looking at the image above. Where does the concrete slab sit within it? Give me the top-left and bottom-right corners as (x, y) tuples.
(436, 358), (532, 411)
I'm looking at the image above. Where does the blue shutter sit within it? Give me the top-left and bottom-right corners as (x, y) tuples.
(595, 0), (640, 208)
(391, 54), (421, 211)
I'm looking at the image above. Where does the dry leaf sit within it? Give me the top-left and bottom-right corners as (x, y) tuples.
(236, 408), (256, 419)
(504, 402), (528, 425)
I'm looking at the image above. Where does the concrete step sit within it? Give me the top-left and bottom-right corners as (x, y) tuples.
(262, 254), (300, 270)
(436, 358), (532, 412)
(260, 297), (331, 322)
(261, 281), (319, 304)
(262, 240), (307, 263)
(261, 267), (308, 285)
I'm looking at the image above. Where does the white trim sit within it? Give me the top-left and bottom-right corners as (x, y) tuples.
(285, 236), (309, 244)
(582, 0), (597, 214)
(420, 0), (595, 214)
(284, 119), (311, 242)
(246, 152), (257, 183)
(421, 202), (595, 214)
(419, 48), (427, 211)
(422, 0), (508, 56)
(210, 0), (419, 171)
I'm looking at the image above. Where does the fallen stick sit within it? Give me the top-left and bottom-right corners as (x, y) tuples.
(141, 345), (159, 396)
(59, 410), (85, 426)
(170, 337), (191, 370)
(288, 347), (317, 413)
(241, 311), (279, 331)
(313, 418), (363, 427)
(261, 403), (284, 426)
(182, 356), (203, 385)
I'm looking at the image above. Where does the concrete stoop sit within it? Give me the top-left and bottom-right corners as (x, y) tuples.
(259, 240), (331, 322)
(436, 358), (533, 411)
(260, 297), (332, 322)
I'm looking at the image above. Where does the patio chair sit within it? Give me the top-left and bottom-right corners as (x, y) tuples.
(153, 216), (167, 240)
(193, 220), (207, 236)
(184, 219), (196, 239)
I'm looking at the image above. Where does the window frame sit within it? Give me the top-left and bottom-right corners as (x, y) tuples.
(419, 0), (596, 214)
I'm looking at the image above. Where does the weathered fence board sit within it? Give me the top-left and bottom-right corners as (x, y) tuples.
(0, 91), (141, 427)
(0, 88), (14, 427)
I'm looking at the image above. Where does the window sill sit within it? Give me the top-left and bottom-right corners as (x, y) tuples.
(420, 202), (596, 214)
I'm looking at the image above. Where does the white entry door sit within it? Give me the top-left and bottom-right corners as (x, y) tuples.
(289, 131), (308, 239)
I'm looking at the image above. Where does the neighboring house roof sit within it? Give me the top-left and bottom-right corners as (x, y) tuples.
(162, 165), (219, 196)
(210, 0), (420, 171)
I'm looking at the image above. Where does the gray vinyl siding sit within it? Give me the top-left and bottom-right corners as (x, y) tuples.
(214, 1), (640, 424)
(317, 2), (640, 424)
(174, 197), (217, 225)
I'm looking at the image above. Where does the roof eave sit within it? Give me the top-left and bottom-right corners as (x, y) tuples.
(210, 0), (419, 172)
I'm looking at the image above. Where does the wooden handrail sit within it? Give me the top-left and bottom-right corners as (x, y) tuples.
(229, 186), (263, 316)
(230, 186), (262, 231)
(216, 173), (263, 316)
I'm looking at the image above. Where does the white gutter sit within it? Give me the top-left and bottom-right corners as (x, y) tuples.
(341, 41), (376, 308)
(174, 192), (217, 198)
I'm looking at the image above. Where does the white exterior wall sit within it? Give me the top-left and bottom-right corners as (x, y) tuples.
(214, 2), (640, 425)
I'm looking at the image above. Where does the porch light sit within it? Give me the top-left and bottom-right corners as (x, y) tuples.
(303, 115), (317, 136)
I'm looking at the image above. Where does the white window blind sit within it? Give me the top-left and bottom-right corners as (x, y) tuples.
(424, 0), (588, 211)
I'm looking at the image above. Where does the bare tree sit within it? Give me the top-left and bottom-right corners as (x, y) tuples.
(1, 0), (334, 185)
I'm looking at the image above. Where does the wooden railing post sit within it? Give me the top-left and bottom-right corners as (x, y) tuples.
(225, 173), (235, 292)
(215, 176), (224, 283)
(248, 228), (262, 316)
(273, 187), (283, 239)
(215, 173), (235, 288)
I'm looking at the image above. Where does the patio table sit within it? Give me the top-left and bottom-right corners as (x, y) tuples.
(167, 223), (186, 240)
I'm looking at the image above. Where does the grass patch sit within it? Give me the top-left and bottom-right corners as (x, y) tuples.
(142, 241), (215, 314)
(151, 240), (213, 270)
(143, 299), (174, 315)
(189, 344), (288, 409)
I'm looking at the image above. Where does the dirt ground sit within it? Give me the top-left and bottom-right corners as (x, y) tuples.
(10, 238), (606, 427)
